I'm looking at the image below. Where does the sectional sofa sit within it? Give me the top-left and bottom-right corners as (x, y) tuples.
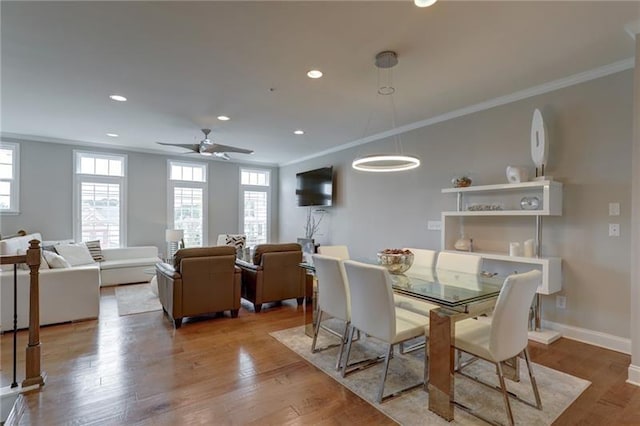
(0, 233), (160, 331)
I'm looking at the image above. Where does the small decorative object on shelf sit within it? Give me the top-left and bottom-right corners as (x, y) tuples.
(506, 166), (529, 183)
(523, 239), (535, 257)
(520, 196), (540, 210)
(466, 203), (503, 211)
(451, 176), (472, 188)
(454, 237), (473, 252)
(531, 108), (551, 181)
(377, 249), (414, 274)
(509, 242), (521, 257)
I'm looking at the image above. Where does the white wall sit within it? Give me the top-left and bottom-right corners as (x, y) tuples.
(279, 70), (633, 340)
(0, 139), (279, 256)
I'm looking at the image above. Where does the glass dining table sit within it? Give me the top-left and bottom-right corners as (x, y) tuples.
(299, 261), (506, 421)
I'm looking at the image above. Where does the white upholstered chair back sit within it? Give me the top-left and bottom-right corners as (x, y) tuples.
(403, 248), (437, 280)
(403, 248), (437, 269)
(490, 270), (542, 361)
(317, 245), (350, 260)
(435, 251), (482, 275)
(311, 254), (350, 321)
(343, 260), (396, 343)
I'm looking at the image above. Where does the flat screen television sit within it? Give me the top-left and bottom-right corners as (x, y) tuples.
(296, 166), (333, 207)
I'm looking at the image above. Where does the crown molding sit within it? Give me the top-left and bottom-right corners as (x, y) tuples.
(280, 57), (635, 167)
(626, 20), (640, 39)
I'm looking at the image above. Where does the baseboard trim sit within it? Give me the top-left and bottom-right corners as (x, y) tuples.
(627, 364), (640, 387)
(542, 320), (631, 355)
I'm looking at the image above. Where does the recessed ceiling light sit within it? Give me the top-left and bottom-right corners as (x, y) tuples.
(294, 130), (305, 135)
(307, 70), (323, 79)
(106, 133), (119, 138)
(109, 94), (127, 102)
(414, 0), (438, 7)
(217, 115), (230, 121)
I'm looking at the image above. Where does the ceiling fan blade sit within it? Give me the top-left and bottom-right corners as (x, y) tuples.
(156, 142), (200, 153)
(205, 143), (254, 155)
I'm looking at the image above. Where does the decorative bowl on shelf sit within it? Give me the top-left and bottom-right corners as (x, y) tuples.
(452, 176), (472, 188)
(520, 196), (540, 210)
(377, 249), (414, 275)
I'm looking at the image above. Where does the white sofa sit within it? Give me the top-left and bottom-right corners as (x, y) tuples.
(100, 246), (160, 287)
(0, 233), (160, 331)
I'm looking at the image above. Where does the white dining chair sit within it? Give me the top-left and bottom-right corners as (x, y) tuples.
(435, 251), (482, 275)
(342, 260), (430, 403)
(317, 245), (350, 260)
(395, 248), (439, 337)
(310, 254), (351, 370)
(453, 270), (543, 426)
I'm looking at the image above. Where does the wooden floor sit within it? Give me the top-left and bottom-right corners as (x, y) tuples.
(1, 288), (639, 425)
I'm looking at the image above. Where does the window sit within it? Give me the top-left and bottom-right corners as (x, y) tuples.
(0, 142), (19, 214)
(168, 161), (208, 247)
(74, 151), (127, 248)
(240, 169), (270, 246)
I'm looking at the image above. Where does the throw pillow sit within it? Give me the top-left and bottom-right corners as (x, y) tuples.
(42, 250), (72, 269)
(84, 240), (104, 261)
(54, 243), (95, 266)
(16, 249), (50, 271)
(225, 234), (246, 250)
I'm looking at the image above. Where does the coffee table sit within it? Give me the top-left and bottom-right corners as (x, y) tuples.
(143, 267), (158, 296)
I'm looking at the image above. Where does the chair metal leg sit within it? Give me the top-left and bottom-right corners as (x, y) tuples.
(311, 310), (323, 353)
(496, 362), (515, 426)
(523, 348), (542, 409)
(335, 321), (350, 370)
(341, 325), (356, 378)
(377, 344), (394, 403)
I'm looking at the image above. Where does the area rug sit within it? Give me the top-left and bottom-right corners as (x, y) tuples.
(271, 321), (590, 425)
(115, 283), (162, 316)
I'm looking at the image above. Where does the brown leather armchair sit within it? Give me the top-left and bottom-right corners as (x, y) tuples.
(156, 246), (241, 328)
(237, 243), (306, 313)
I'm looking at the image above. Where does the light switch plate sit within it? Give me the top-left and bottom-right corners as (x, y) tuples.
(427, 220), (442, 231)
(609, 202), (620, 216)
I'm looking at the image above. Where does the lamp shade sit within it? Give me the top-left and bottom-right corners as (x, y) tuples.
(165, 229), (184, 242)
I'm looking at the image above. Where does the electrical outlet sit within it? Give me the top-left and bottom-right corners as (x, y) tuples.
(556, 295), (566, 309)
(609, 223), (620, 237)
(427, 220), (442, 231)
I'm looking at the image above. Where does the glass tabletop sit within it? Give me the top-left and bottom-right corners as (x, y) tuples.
(299, 261), (504, 309)
(391, 268), (503, 308)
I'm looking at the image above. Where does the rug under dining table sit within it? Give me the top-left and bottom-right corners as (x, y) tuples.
(270, 321), (590, 425)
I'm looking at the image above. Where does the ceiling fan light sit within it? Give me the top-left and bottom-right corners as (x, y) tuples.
(414, 0), (437, 7)
(352, 154), (420, 172)
(217, 115), (230, 121)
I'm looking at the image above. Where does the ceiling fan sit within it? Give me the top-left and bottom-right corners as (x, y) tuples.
(157, 128), (254, 160)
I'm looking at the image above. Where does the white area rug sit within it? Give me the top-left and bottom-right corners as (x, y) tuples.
(115, 283), (162, 316)
(271, 321), (590, 425)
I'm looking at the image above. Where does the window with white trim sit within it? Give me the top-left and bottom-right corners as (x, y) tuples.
(240, 169), (270, 246)
(168, 161), (208, 247)
(0, 142), (19, 214)
(74, 151), (127, 248)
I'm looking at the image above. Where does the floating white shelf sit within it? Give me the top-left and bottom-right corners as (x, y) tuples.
(441, 179), (564, 344)
(441, 180), (561, 193)
(440, 250), (561, 295)
(443, 210), (549, 217)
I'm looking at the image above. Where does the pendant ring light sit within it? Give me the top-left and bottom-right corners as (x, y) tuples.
(352, 51), (421, 173)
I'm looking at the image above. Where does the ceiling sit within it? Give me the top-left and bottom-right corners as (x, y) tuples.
(2, 1), (639, 165)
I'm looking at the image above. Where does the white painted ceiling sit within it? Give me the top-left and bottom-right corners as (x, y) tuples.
(2, 1), (639, 165)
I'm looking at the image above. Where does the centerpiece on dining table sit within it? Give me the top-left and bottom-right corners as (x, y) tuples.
(377, 248), (414, 275)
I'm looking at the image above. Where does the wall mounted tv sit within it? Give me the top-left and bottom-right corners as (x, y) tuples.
(296, 166), (334, 207)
